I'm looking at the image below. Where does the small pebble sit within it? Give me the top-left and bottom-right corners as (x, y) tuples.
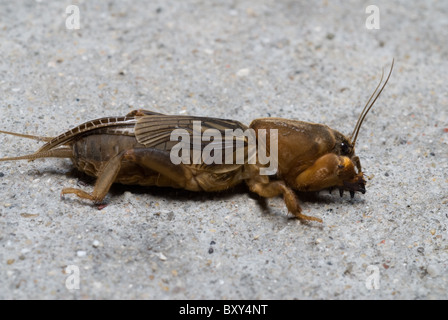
(236, 68), (250, 77)
(92, 240), (100, 248)
(97, 204), (108, 210)
(204, 48), (214, 55)
(77, 250), (87, 257)
(123, 191), (133, 201)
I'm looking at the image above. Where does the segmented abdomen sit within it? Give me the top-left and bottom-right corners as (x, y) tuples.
(72, 133), (141, 177)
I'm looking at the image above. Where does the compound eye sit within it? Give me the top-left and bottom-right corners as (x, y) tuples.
(340, 142), (350, 155)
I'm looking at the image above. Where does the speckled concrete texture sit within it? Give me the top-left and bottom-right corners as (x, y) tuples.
(0, 0), (447, 299)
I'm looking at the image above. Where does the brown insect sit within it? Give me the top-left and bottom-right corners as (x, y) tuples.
(0, 61), (393, 223)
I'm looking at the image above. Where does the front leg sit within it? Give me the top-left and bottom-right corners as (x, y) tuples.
(294, 153), (366, 195)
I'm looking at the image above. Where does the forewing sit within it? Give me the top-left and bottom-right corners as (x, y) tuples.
(36, 116), (137, 153)
(134, 114), (253, 168)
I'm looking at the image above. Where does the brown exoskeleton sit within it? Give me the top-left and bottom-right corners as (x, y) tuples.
(0, 61), (393, 223)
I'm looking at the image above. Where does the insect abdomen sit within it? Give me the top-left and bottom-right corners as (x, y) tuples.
(72, 134), (141, 177)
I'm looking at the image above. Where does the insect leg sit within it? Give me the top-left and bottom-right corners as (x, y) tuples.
(245, 172), (322, 222)
(293, 153), (365, 193)
(121, 148), (194, 190)
(62, 151), (125, 204)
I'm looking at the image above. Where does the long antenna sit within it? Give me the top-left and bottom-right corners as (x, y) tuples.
(350, 70), (384, 141)
(351, 59), (394, 147)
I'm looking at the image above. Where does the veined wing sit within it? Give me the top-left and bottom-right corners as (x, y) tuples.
(134, 114), (256, 168)
(35, 110), (165, 153)
(36, 116), (137, 153)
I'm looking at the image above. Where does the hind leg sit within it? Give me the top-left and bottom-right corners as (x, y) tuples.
(61, 148), (197, 204)
(62, 151), (125, 204)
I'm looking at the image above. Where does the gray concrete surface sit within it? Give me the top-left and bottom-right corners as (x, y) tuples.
(0, 0), (447, 300)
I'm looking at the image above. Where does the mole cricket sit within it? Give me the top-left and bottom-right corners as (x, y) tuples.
(0, 60), (393, 222)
